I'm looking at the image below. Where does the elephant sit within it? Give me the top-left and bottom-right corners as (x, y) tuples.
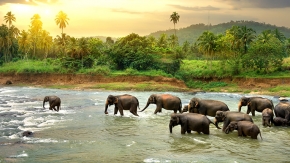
(238, 96), (274, 116)
(274, 100), (290, 121)
(43, 95), (61, 112)
(169, 113), (220, 135)
(185, 97), (229, 117)
(262, 108), (274, 127)
(140, 94), (182, 114)
(224, 121), (262, 139)
(273, 117), (289, 126)
(104, 94), (140, 116)
(182, 105), (189, 112)
(214, 111), (253, 132)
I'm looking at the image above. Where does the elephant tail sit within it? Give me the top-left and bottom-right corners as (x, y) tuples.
(259, 132), (263, 140)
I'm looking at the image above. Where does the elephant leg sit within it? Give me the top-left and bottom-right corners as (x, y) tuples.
(56, 105), (60, 112)
(154, 106), (162, 114)
(130, 106), (139, 116)
(246, 106), (251, 114)
(114, 106), (118, 115)
(251, 109), (256, 116)
(119, 109), (124, 116)
(203, 128), (210, 135)
(181, 127), (186, 134)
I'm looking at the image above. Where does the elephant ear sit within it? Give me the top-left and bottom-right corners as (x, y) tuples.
(221, 112), (226, 121)
(113, 97), (118, 104)
(176, 116), (180, 124)
(195, 101), (199, 108)
(152, 95), (156, 103)
(247, 102), (251, 106)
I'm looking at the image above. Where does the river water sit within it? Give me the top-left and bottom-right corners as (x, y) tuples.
(0, 86), (289, 163)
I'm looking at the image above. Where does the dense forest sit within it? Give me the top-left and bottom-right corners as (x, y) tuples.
(0, 11), (290, 82)
(150, 20), (290, 44)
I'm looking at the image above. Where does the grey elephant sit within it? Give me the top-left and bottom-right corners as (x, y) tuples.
(105, 94), (140, 116)
(274, 100), (290, 121)
(140, 94), (182, 114)
(273, 117), (289, 126)
(185, 97), (229, 117)
(215, 111), (253, 132)
(169, 113), (220, 135)
(262, 108), (274, 127)
(225, 121), (262, 139)
(43, 95), (61, 112)
(238, 96), (274, 116)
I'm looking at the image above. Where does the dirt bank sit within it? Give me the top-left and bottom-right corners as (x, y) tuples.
(0, 73), (289, 95)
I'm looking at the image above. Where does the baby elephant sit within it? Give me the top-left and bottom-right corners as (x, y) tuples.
(273, 117), (289, 126)
(262, 108), (274, 127)
(43, 95), (61, 112)
(169, 113), (220, 135)
(225, 121), (262, 139)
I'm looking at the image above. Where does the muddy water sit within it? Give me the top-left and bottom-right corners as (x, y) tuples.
(0, 86), (289, 162)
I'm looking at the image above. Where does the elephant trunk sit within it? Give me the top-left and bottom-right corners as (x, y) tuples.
(140, 102), (150, 112)
(238, 101), (242, 112)
(225, 127), (230, 134)
(104, 101), (109, 114)
(43, 100), (46, 109)
(169, 121), (173, 133)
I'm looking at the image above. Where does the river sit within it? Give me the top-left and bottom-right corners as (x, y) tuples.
(0, 86), (289, 163)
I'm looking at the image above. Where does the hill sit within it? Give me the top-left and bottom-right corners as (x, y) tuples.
(148, 20), (290, 44)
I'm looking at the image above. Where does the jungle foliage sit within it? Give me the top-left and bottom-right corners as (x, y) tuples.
(1, 12), (290, 85)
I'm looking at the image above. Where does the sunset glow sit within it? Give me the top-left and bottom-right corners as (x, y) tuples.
(1, 0), (290, 38)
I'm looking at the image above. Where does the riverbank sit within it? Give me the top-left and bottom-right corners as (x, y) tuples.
(0, 73), (290, 96)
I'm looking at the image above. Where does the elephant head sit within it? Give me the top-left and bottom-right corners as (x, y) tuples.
(182, 105), (189, 112)
(225, 121), (238, 134)
(140, 94), (157, 112)
(215, 110), (226, 122)
(238, 97), (250, 112)
(104, 95), (118, 114)
(169, 114), (180, 133)
(188, 98), (200, 113)
(43, 96), (49, 109)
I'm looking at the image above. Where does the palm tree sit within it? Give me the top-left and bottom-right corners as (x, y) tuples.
(197, 31), (217, 69)
(273, 28), (286, 42)
(4, 11), (16, 62)
(29, 14), (43, 57)
(170, 12), (180, 37)
(55, 11), (69, 47)
(18, 30), (30, 59)
(239, 26), (256, 54)
(258, 30), (272, 44)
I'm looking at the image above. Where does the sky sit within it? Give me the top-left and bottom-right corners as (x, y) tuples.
(0, 0), (290, 38)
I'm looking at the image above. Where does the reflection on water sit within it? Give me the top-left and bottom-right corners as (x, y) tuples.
(0, 87), (289, 162)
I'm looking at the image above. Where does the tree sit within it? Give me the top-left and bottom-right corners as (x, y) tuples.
(197, 31), (218, 70)
(272, 28), (286, 43)
(170, 12), (180, 37)
(18, 30), (30, 59)
(239, 25), (256, 54)
(29, 14), (43, 57)
(257, 30), (272, 44)
(55, 11), (69, 36)
(4, 11), (16, 62)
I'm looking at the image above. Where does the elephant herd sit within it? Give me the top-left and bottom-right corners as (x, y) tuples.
(103, 94), (290, 139)
(43, 93), (290, 140)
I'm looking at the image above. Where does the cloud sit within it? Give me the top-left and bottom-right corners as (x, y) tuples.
(216, 0), (290, 9)
(0, 0), (59, 6)
(168, 4), (220, 11)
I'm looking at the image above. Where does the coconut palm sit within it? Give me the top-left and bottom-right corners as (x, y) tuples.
(257, 30), (272, 44)
(170, 12), (180, 37)
(4, 11), (16, 62)
(272, 28), (286, 42)
(29, 14), (43, 57)
(197, 31), (217, 69)
(55, 11), (69, 48)
(239, 26), (256, 54)
(18, 30), (30, 59)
